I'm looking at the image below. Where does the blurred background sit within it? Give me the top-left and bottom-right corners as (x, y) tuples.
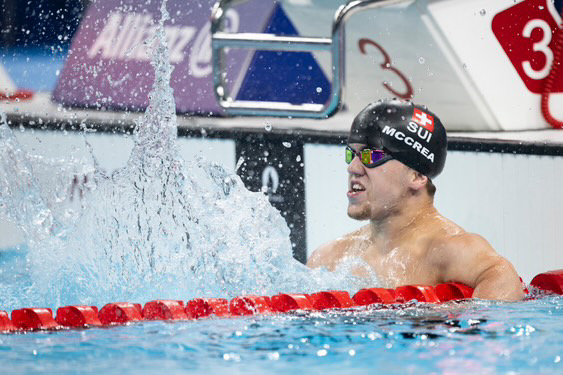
(0, 0), (88, 91)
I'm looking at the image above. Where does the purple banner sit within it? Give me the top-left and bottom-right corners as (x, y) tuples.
(52, 0), (275, 114)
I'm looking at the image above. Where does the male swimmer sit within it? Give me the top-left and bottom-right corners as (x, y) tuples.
(307, 100), (524, 301)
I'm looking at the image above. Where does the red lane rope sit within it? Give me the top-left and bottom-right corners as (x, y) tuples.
(0, 270), (560, 334)
(541, 18), (563, 128)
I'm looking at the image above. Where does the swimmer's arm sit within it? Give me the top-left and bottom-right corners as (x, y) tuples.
(435, 234), (524, 302)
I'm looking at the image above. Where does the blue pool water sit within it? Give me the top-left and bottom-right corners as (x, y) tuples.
(0, 249), (562, 374)
(0, 295), (561, 374)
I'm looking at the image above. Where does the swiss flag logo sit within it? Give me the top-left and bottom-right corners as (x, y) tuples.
(412, 108), (434, 132)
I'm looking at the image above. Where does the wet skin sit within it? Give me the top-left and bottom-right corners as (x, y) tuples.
(307, 144), (524, 302)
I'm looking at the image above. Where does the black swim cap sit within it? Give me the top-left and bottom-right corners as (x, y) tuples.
(348, 100), (447, 179)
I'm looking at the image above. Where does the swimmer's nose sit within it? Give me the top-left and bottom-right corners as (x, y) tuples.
(347, 155), (365, 176)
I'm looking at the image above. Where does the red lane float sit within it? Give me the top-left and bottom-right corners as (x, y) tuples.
(143, 300), (187, 321)
(186, 298), (230, 319)
(353, 288), (396, 305)
(230, 296), (273, 316)
(530, 270), (563, 295)
(309, 291), (355, 310)
(99, 303), (144, 325)
(0, 311), (15, 331)
(449, 283), (475, 299)
(11, 308), (60, 330)
(270, 294), (313, 312)
(2, 271), (562, 334)
(395, 285), (441, 303)
(56, 306), (102, 327)
(434, 283), (470, 302)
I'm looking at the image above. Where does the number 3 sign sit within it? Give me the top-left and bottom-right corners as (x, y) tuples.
(492, 0), (562, 94)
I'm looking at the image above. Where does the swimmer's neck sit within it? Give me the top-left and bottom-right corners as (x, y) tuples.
(368, 198), (438, 252)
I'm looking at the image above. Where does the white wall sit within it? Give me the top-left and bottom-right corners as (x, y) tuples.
(305, 144), (563, 283)
(436, 151), (563, 283)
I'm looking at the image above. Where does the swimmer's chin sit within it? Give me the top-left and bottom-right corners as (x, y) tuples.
(347, 206), (371, 221)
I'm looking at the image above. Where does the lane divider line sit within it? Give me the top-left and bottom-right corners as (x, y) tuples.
(1, 270), (561, 334)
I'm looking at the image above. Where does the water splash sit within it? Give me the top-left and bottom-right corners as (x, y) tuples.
(0, 111), (95, 307)
(0, 1), (379, 310)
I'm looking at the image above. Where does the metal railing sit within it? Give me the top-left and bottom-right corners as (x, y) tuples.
(211, 0), (411, 118)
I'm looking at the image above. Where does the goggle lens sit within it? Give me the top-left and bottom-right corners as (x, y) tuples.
(345, 147), (354, 164)
(345, 146), (391, 168)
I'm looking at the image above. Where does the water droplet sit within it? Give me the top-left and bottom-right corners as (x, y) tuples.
(462, 63), (467, 68)
(538, 5), (544, 10)
(264, 121), (272, 132)
(317, 349), (328, 357)
(282, 142), (291, 148)
(418, 57), (425, 64)
(479, 9), (486, 16)
(235, 156), (245, 172)
(315, 87), (322, 93)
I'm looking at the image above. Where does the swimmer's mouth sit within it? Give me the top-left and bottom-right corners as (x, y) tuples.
(349, 181), (366, 193)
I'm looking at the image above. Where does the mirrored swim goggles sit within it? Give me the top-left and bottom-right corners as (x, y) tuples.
(345, 145), (394, 168)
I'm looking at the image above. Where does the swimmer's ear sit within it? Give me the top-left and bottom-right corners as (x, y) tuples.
(409, 171), (428, 192)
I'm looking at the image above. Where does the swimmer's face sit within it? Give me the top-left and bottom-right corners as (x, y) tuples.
(346, 143), (411, 220)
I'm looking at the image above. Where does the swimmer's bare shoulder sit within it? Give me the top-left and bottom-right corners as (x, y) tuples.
(307, 225), (369, 271)
(427, 226), (524, 302)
